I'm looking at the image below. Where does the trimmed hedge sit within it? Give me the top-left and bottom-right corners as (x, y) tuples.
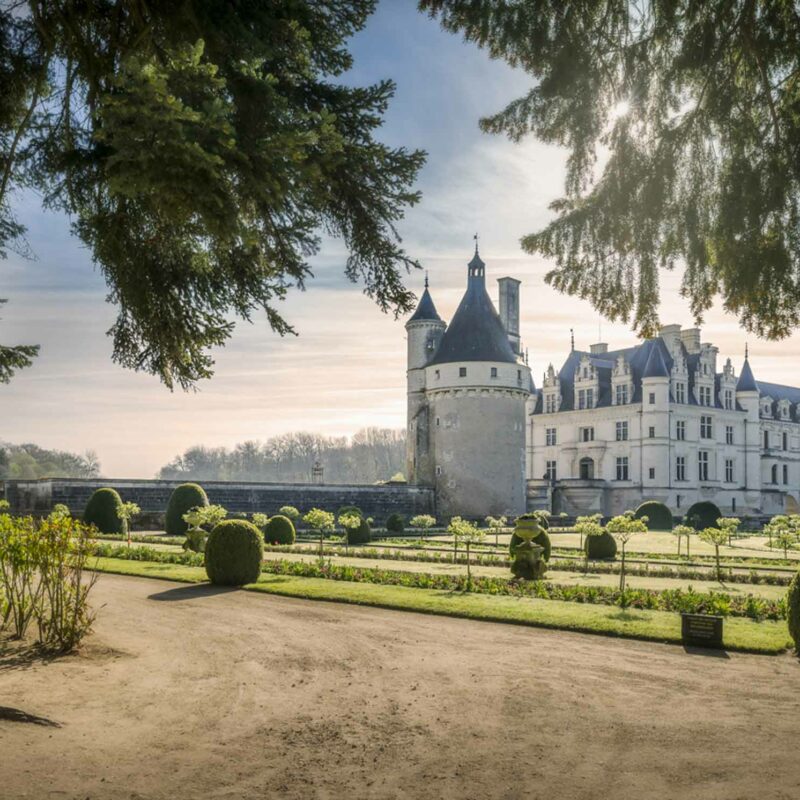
(204, 520), (264, 586)
(264, 515), (296, 545)
(685, 501), (722, 530)
(83, 488), (123, 534)
(635, 501), (673, 531)
(386, 513), (405, 533)
(346, 517), (372, 545)
(585, 531), (617, 559)
(166, 483), (209, 537)
(788, 571), (800, 653)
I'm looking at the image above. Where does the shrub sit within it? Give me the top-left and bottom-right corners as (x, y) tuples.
(278, 505), (300, 520)
(264, 515), (296, 545)
(585, 531), (617, 559)
(166, 483), (209, 536)
(788, 571), (800, 653)
(509, 513), (551, 560)
(346, 517), (371, 545)
(386, 513), (405, 533)
(83, 488), (124, 534)
(204, 520), (264, 586)
(635, 501), (672, 531)
(337, 505), (363, 519)
(410, 514), (436, 529)
(685, 501), (721, 530)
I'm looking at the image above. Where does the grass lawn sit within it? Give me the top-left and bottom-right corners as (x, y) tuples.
(90, 557), (793, 655)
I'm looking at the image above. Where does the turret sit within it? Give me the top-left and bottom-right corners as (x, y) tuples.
(640, 342), (671, 488)
(736, 348), (761, 499)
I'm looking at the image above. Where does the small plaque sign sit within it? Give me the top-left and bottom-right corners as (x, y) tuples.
(681, 613), (723, 649)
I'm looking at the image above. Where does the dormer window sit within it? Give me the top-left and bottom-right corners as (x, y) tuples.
(615, 384), (628, 405)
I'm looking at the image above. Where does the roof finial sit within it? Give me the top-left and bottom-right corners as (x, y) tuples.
(570, 328), (575, 352)
(424, 270), (429, 290)
(745, 342), (749, 360)
(473, 231), (479, 255)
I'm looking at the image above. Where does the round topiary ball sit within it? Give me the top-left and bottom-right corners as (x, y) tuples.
(204, 520), (264, 586)
(788, 571), (800, 654)
(635, 501), (673, 531)
(684, 501), (722, 530)
(337, 505), (363, 519)
(386, 513), (405, 534)
(510, 514), (551, 561)
(585, 531), (617, 559)
(83, 487), (124, 534)
(346, 517), (371, 545)
(166, 483), (209, 537)
(264, 515), (296, 545)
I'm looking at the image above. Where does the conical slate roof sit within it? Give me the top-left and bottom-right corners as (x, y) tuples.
(642, 343), (669, 378)
(408, 286), (442, 322)
(737, 358), (759, 392)
(429, 250), (516, 365)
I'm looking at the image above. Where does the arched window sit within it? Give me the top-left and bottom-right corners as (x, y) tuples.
(579, 457), (595, 480)
(771, 464), (778, 484)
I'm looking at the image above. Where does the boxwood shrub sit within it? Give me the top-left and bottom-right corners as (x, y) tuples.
(337, 505), (363, 519)
(204, 519), (264, 586)
(166, 483), (209, 537)
(83, 488), (123, 534)
(634, 501), (673, 531)
(346, 517), (371, 545)
(685, 501), (722, 530)
(788, 571), (800, 653)
(264, 515), (296, 545)
(585, 531), (617, 560)
(385, 513), (405, 533)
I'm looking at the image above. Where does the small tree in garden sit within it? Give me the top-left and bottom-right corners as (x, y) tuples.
(699, 527), (730, 583)
(49, 503), (71, 521)
(484, 515), (507, 547)
(303, 508), (335, 562)
(448, 516), (484, 589)
(672, 524), (695, 559)
(410, 514), (436, 531)
(606, 512), (648, 594)
(338, 511), (363, 551)
(117, 502), (141, 548)
(774, 527), (797, 560)
(574, 514), (603, 550)
(717, 517), (740, 546)
(182, 505), (228, 552)
(278, 506), (300, 520)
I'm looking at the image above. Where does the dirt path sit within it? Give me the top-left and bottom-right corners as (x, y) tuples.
(2, 573), (799, 800)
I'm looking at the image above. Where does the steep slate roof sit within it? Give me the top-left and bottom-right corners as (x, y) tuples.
(736, 358), (758, 392)
(642, 344), (670, 378)
(408, 286), (442, 322)
(428, 250), (517, 365)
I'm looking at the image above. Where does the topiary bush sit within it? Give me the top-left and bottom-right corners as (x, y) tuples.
(263, 515), (296, 545)
(83, 488), (123, 534)
(788, 571), (800, 654)
(685, 501), (722, 530)
(204, 519), (264, 586)
(509, 515), (547, 580)
(386, 513), (405, 533)
(346, 517), (371, 545)
(635, 500), (673, 531)
(509, 513), (551, 561)
(166, 483), (209, 537)
(337, 505), (363, 519)
(585, 531), (617, 559)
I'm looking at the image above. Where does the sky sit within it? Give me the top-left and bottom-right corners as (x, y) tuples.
(2, 1), (800, 478)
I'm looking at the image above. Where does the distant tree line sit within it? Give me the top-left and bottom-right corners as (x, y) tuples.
(0, 443), (101, 480)
(157, 428), (406, 485)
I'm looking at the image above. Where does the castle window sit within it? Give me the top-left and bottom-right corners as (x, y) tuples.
(676, 456), (686, 481)
(490, 367), (498, 378)
(545, 460), (557, 481)
(648, 467), (655, 480)
(578, 388), (594, 409)
(726, 425), (734, 445)
(784, 464), (789, 484)
(725, 459), (734, 483)
(545, 394), (558, 414)
(783, 432), (788, 451)
(615, 384), (628, 405)
(459, 367), (467, 377)
(675, 382), (686, 404)
(676, 494), (681, 508)
(771, 464), (778, 484)
(435, 466), (442, 476)
(545, 428), (557, 446)
(724, 390), (733, 410)
(676, 420), (686, 441)
(700, 415), (712, 439)
(517, 369), (522, 382)
(649, 392), (656, 405)
(764, 430), (769, 449)
(616, 421), (628, 441)
(435, 369), (440, 380)
(698, 451), (709, 481)
(649, 426), (655, 438)
(436, 417), (440, 427)
(732, 498), (736, 512)
(579, 426), (594, 442)
(615, 457), (629, 481)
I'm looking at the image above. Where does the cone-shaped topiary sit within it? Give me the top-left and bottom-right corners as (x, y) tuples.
(264, 515), (296, 545)
(346, 517), (371, 545)
(585, 531), (617, 559)
(788, 571), (800, 654)
(386, 513), (405, 533)
(205, 520), (264, 586)
(84, 487), (124, 534)
(685, 501), (721, 530)
(635, 501), (673, 531)
(509, 514), (551, 561)
(166, 483), (209, 536)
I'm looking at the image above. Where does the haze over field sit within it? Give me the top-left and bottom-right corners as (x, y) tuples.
(3, 1), (799, 478)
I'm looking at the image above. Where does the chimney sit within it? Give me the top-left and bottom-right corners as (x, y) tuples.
(498, 277), (521, 355)
(589, 343), (608, 354)
(659, 324), (681, 358)
(680, 327), (701, 354)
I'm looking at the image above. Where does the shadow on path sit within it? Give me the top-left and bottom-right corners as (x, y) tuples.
(148, 583), (238, 602)
(682, 645), (730, 659)
(0, 706), (61, 727)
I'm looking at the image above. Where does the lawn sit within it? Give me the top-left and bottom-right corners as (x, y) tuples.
(91, 556), (793, 654)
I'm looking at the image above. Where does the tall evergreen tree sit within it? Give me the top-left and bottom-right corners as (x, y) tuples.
(0, 2), (424, 388)
(420, 1), (800, 339)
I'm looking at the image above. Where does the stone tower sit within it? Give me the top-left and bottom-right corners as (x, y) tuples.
(405, 246), (532, 518)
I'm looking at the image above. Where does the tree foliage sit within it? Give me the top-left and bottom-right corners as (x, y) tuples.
(421, 0), (800, 338)
(0, 2), (424, 388)
(0, 299), (38, 383)
(0, 440), (100, 479)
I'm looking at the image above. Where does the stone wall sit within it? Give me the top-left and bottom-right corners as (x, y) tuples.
(1, 478), (435, 522)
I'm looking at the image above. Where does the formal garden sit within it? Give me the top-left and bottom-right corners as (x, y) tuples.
(3, 486), (800, 656)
